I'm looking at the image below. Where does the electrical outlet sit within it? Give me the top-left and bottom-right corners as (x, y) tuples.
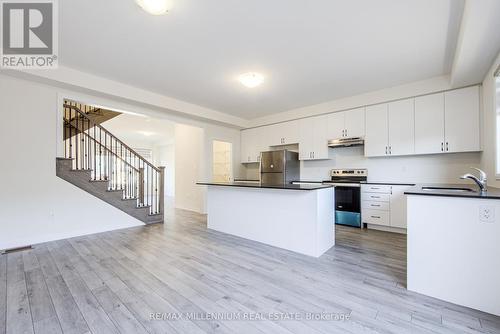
(479, 206), (495, 223)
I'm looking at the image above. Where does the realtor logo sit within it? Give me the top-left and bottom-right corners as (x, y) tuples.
(1, 0), (58, 69)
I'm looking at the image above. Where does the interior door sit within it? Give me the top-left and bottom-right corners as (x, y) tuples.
(444, 86), (480, 153)
(415, 93), (445, 154)
(345, 107), (365, 138)
(388, 98), (415, 156)
(365, 104), (388, 157)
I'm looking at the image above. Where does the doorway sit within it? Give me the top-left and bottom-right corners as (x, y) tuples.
(212, 140), (233, 182)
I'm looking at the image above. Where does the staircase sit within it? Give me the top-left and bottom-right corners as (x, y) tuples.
(56, 103), (165, 224)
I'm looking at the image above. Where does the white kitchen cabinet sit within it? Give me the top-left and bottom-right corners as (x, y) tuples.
(327, 112), (344, 139)
(364, 104), (389, 157)
(388, 99), (415, 156)
(327, 107), (365, 139)
(361, 184), (412, 231)
(365, 99), (414, 157)
(444, 86), (480, 153)
(390, 185), (412, 228)
(240, 127), (268, 163)
(299, 115), (328, 160)
(414, 86), (480, 155)
(415, 93), (445, 154)
(267, 120), (300, 146)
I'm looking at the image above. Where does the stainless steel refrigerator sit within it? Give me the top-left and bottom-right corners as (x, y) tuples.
(260, 150), (300, 185)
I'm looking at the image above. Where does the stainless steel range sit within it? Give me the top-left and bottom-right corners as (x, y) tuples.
(323, 169), (367, 228)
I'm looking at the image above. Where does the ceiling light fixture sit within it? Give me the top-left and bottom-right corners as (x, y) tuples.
(238, 72), (264, 88)
(136, 0), (170, 15)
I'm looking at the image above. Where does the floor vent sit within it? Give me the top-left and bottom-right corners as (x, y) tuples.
(1, 245), (33, 255)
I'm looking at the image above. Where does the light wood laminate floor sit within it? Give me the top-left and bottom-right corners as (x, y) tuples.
(1, 207), (500, 334)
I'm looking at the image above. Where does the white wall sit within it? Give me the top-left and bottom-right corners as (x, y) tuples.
(245, 146), (481, 184)
(0, 73), (243, 249)
(0, 75), (143, 250)
(480, 52), (500, 187)
(154, 144), (175, 197)
(175, 124), (205, 213)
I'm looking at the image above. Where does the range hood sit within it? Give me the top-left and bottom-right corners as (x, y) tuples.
(328, 137), (364, 148)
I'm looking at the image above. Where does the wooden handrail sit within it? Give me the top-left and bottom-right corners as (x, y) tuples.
(63, 121), (140, 173)
(63, 104), (161, 173)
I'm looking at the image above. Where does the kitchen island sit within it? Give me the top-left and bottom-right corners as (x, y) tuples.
(197, 182), (335, 257)
(405, 185), (500, 316)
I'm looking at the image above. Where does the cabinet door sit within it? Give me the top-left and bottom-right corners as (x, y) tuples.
(299, 118), (314, 160)
(415, 93), (445, 154)
(265, 124), (283, 146)
(312, 115), (329, 159)
(326, 112), (345, 139)
(388, 99), (415, 156)
(282, 120), (299, 144)
(240, 130), (252, 163)
(365, 104), (388, 157)
(345, 107), (365, 138)
(390, 185), (412, 228)
(444, 86), (480, 153)
(254, 127), (269, 162)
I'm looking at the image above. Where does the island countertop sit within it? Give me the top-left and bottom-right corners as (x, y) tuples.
(197, 182), (333, 191)
(404, 183), (500, 200)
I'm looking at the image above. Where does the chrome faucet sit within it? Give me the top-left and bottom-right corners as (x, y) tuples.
(460, 168), (487, 193)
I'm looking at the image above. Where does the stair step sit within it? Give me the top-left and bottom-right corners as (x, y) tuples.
(90, 179), (109, 183)
(70, 169), (93, 172)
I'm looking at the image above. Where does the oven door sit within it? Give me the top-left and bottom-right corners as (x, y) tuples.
(334, 185), (361, 228)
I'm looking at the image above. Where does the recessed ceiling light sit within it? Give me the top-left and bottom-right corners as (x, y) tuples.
(238, 72), (264, 88)
(136, 0), (170, 15)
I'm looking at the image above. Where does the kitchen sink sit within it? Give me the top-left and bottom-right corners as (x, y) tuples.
(421, 186), (475, 193)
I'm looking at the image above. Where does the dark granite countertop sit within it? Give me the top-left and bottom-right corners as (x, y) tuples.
(197, 182), (333, 191)
(404, 183), (500, 200)
(361, 181), (416, 186)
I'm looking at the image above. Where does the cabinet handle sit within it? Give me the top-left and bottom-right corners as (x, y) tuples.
(441, 142), (444, 152)
(371, 216), (381, 219)
(312, 152), (315, 159)
(446, 142), (449, 151)
(370, 204), (381, 207)
(345, 129), (347, 137)
(371, 187), (380, 189)
(389, 146), (392, 155)
(385, 146), (388, 155)
(371, 195), (380, 198)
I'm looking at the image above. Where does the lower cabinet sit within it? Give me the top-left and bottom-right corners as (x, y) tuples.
(361, 184), (413, 231)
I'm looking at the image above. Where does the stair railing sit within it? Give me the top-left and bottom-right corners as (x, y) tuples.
(63, 104), (164, 216)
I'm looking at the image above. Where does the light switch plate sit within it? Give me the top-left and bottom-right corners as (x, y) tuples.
(479, 206), (495, 223)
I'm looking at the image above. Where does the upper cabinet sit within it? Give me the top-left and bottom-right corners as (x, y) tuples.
(444, 86), (480, 153)
(414, 86), (480, 154)
(327, 107), (365, 139)
(388, 99), (415, 156)
(299, 115), (329, 160)
(365, 104), (389, 157)
(241, 86), (481, 164)
(415, 93), (445, 154)
(365, 99), (415, 157)
(240, 127), (268, 163)
(267, 120), (299, 146)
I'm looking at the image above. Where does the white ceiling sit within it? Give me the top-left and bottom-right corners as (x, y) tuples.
(60, 0), (464, 120)
(102, 113), (175, 147)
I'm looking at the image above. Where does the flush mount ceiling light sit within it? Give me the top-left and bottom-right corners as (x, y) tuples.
(238, 72), (265, 88)
(136, 0), (170, 15)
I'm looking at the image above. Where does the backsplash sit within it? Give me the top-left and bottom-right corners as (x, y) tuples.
(243, 146), (481, 184)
